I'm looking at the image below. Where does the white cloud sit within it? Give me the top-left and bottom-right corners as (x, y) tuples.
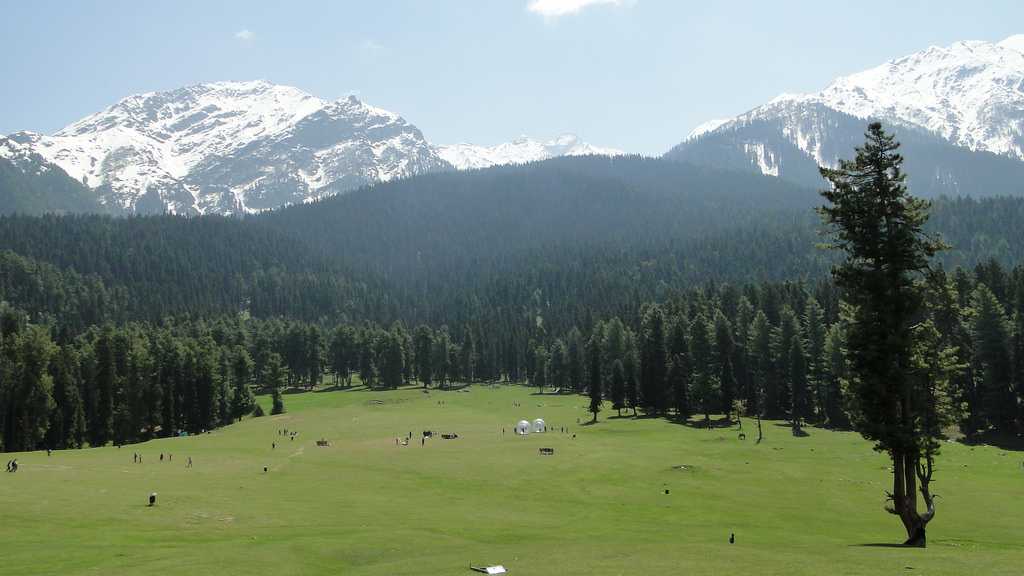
(359, 39), (384, 54)
(527, 0), (625, 18)
(234, 29), (254, 41)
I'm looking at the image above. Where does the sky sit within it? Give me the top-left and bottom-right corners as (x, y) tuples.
(2, 0), (1022, 155)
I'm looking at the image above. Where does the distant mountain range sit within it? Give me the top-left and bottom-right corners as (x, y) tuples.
(1, 81), (618, 215)
(3, 34), (1024, 215)
(668, 35), (1024, 197)
(436, 135), (622, 170)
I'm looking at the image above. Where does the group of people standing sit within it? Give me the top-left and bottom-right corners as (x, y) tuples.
(132, 452), (192, 467)
(4, 459), (17, 473)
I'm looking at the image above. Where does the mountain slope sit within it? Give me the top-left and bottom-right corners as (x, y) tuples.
(668, 35), (1024, 197)
(436, 134), (623, 170)
(9, 81), (449, 214)
(0, 136), (107, 215)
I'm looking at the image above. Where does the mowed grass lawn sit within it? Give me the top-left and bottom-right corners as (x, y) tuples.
(1, 384), (1021, 575)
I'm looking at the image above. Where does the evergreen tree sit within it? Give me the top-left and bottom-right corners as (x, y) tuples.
(91, 327), (116, 447)
(789, 337), (809, 430)
(688, 313), (718, 425)
(266, 353), (286, 415)
(640, 305), (669, 414)
(822, 323), (849, 428)
(819, 122), (945, 546)
(3, 325), (56, 451)
(969, 285), (1016, 432)
(432, 328), (452, 389)
(587, 335), (602, 422)
(803, 298), (827, 422)
(713, 310), (736, 419)
(668, 353), (690, 420)
(413, 325), (435, 388)
(610, 359), (626, 417)
(747, 310), (773, 441)
(306, 325), (325, 390)
(567, 328), (585, 393)
(549, 339), (568, 393)
(623, 333), (640, 417)
(771, 307), (801, 420)
(230, 346), (255, 421)
(329, 325), (357, 387)
(459, 326), (476, 383)
(382, 333), (405, 390)
(48, 345), (85, 449)
(602, 318), (627, 381)
(533, 345), (549, 394)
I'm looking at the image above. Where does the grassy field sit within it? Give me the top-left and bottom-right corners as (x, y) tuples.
(1, 384), (1021, 575)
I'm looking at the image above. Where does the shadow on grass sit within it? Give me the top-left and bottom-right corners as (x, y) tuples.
(668, 415), (735, 430)
(851, 543), (915, 548)
(769, 422), (811, 437)
(959, 430), (1024, 452)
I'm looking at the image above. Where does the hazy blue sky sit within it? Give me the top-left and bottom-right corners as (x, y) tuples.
(2, 0), (1021, 154)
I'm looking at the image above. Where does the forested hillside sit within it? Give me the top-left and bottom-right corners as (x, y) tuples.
(2, 156), (1024, 452)
(2, 156), (1022, 330)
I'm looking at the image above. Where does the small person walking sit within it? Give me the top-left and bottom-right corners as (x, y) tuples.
(187, 457), (193, 468)
(148, 493), (157, 507)
(160, 453), (164, 462)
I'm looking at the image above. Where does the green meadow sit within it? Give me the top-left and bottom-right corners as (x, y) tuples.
(1, 384), (1021, 575)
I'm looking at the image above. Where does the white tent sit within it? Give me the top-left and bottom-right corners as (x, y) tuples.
(515, 420), (531, 435)
(532, 418), (546, 433)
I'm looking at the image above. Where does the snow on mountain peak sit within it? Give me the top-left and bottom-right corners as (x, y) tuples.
(686, 118), (732, 141)
(999, 34), (1024, 54)
(11, 81), (446, 214)
(705, 36), (1024, 163)
(436, 134), (623, 170)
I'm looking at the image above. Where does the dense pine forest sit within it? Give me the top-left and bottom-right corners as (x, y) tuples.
(1, 156), (1023, 452)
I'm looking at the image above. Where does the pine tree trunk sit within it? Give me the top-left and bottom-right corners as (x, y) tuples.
(889, 449), (931, 547)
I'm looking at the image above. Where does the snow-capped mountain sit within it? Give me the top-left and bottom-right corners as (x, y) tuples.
(0, 135), (106, 214)
(7, 81), (449, 214)
(668, 35), (1024, 197)
(436, 134), (623, 170)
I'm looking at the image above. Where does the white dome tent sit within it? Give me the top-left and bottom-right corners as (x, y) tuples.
(532, 418), (546, 433)
(515, 420), (531, 435)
